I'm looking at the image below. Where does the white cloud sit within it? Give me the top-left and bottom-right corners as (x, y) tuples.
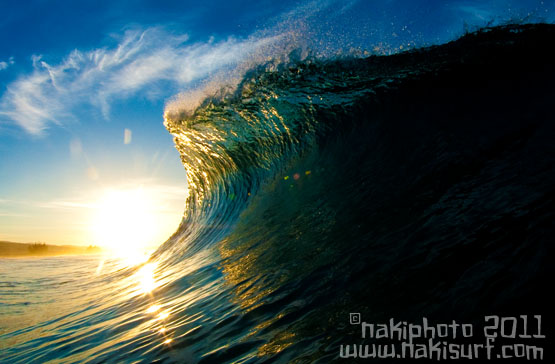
(0, 56), (14, 71)
(0, 27), (285, 135)
(0, 0), (351, 135)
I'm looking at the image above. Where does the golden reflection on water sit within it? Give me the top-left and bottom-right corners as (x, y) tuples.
(258, 331), (297, 357)
(218, 240), (298, 358)
(109, 258), (177, 347)
(157, 311), (170, 320)
(146, 304), (161, 313)
(214, 169), (338, 359)
(137, 262), (158, 294)
(220, 250), (285, 311)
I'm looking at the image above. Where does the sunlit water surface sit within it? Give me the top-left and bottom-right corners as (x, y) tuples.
(0, 253), (218, 363)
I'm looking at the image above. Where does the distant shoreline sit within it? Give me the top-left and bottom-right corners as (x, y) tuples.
(0, 241), (103, 258)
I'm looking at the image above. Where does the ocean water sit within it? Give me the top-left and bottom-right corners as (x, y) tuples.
(2, 24), (555, 363)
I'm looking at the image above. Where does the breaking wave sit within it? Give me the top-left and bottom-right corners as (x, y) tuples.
(2, 24), (555, 363)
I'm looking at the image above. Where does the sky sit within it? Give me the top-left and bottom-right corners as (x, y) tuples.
(0, 0), (553, 248)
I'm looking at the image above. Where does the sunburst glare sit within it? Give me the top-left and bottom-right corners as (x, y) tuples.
(93, 188), (157, 265)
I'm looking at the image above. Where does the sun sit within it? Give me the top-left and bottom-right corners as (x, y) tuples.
(93, 188), (157, 264)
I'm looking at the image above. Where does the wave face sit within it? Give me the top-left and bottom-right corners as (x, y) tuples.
(2, 24), (555, 363)
(157, 23), (555, 361)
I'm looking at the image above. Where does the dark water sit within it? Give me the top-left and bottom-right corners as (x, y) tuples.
(2, 24), (554, 363)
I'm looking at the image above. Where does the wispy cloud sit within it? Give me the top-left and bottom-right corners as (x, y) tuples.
(0, 0), (356, 135)
(2, 181), (186, 213)
(37, 200), (98, 210)
(0, 57), (14, 71)
(0, 27), (283, 135)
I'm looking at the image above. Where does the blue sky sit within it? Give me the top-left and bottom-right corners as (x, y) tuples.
(0, 0), (553, 246)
